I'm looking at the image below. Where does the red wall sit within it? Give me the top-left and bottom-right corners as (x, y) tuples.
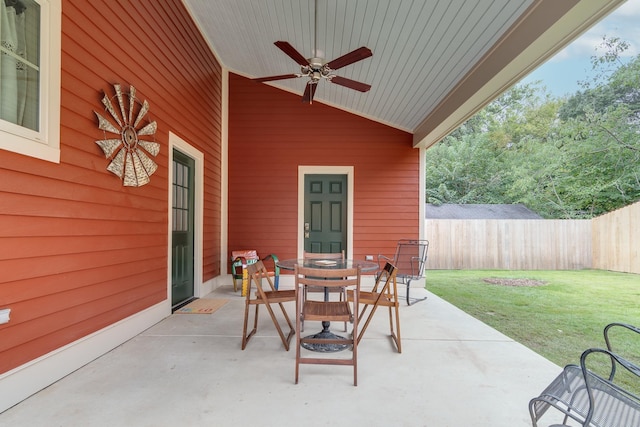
(228, 73), (420, 264)
(0, 0), (222, 374)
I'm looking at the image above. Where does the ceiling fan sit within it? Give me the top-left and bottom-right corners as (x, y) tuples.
(253, 0), (373, 104)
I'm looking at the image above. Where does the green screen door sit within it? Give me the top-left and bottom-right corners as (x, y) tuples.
(304, 174), (347, 254)
(172, 150), (195, 307)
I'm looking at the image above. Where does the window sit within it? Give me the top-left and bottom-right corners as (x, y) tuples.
(0, 0), (60, 163)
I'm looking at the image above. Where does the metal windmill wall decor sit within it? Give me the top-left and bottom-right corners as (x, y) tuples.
(94, 83), (159, 187)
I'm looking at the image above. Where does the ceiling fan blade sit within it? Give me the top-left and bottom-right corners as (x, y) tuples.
(302, 83), (318, 104)
(325, 46), (372, 70)
(330, 76), (371, 92)
(253, 74), (299, 82)
(274, 41), (309, 66)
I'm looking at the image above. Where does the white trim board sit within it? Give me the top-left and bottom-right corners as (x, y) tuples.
(168, 132), (205, 302)
(0, 302), (166, 413)
(297, 166), (354, 259)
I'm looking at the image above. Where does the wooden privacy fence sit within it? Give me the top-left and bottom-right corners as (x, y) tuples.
(425, 201), (639, 273)
(426, 219), (592, 270)
(592, 201), (640, 274)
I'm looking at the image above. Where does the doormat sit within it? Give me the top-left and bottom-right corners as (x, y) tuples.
(174, 298), (229, 314)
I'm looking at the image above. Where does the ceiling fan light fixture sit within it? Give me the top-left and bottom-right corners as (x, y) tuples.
(252, 0), (372, 104)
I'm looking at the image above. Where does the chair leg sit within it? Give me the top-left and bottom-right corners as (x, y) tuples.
(405, 279), (427, 306)
(295, 294), (302, 384)
(341, 288), (348, 331)
(263, 301), (295, 351)
(355, 303), (378, 346)
(241, 303), (259, 350)
(300, 287), (311, 332)
(243, 301), (294, 351)
(241, 302), (249, 349)
(388, 304), (401, 353)
(356, 295), (402, 353)
(277, 301), (295, 350)
(352, 312), (358, 387)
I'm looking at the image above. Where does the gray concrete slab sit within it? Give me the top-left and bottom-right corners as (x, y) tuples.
(0, 285), (565, 426)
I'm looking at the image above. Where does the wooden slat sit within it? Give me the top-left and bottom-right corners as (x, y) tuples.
(426, 219), (593, 270)
(592, 201), (640, 274)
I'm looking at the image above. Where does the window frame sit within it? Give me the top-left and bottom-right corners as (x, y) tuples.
(0, 0), (61, 163)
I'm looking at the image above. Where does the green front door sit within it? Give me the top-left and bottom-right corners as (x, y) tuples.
(304, 174), (347, 253)
(171, 150), (195, 307)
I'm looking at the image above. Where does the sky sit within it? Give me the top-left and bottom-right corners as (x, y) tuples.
(521, 0), (640, 98)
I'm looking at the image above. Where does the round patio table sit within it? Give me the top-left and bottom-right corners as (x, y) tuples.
(277, 258), (378, 272)
(277, 258), (378, 352)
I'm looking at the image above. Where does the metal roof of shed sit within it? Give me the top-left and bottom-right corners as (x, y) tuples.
(426, 203), (543, 219)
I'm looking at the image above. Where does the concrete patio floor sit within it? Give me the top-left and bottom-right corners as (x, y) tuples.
(1, 282), (565, 426)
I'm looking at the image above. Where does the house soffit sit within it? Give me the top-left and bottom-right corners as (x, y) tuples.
(182, 0), (626, 148)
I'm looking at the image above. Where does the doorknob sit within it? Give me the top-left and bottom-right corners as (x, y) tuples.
(304, 222), (309, 238)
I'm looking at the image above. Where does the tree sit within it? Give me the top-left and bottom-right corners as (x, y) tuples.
(425, 132), (506, 205)
(426, 37), (640, 218)
(426, 81), (563, 215)
(555, 37), (640, 216)
(559, 37), (640, 121)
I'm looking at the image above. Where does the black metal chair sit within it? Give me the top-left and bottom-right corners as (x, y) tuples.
(529, 323), (640, 426)
(378, 239), (429, 305)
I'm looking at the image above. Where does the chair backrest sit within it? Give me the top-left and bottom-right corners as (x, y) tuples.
(392, 240), (428, 279)
(374, 262), (398, 293)
(245, 260), (276, 295)
(303, 250), (345, 260)
(302, 251), (346, 283)
(295, 265), (360, 290)
(231, 249), (260, 263)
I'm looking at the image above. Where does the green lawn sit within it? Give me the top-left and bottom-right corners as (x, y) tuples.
(426, 269), (640, 390)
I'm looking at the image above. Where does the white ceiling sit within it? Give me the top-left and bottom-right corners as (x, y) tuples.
(183, 0), (625, 147)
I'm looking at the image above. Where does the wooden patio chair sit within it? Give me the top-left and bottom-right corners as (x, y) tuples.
(294, 265), (361, 386)
(347, 262), (401, 352)
(301, 251), (346, 331)
(378, 239), (429, 305)
(241, 260), (295, 351)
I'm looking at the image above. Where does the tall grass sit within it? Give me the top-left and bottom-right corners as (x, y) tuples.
(426, 269), (640, 392)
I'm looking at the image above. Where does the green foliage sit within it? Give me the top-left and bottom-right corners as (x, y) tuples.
(427, 37), (640, 218)
(425, 133), (507, 205)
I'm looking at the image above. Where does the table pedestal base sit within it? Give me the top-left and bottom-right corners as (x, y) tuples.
(301, 321), (349, 352)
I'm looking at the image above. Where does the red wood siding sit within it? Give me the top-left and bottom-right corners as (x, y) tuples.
(228, 73), (419, 264)
(0, 0), (222, 374)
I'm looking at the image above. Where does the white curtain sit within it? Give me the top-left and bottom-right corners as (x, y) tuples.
(1, 0), (19, 124)
(1, 0), (37, 131)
